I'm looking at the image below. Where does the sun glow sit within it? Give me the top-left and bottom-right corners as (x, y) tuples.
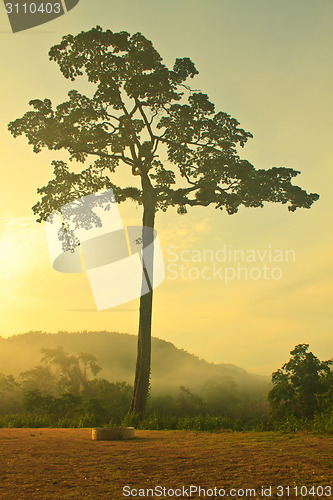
(0, 217), (45, 283)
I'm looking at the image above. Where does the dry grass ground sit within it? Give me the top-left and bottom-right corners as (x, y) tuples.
(0, 428), (332, 499)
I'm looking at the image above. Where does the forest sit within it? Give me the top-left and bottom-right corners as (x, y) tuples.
(0, 331), (331, 433)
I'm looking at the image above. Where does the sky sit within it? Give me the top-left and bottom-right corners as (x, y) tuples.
(0, 0), (332, 375)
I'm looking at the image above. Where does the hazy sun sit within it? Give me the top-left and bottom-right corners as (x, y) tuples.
(0, 217), (44, 282)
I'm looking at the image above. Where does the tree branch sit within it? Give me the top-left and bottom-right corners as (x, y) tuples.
(135, 97), (155, 145)
(70, 147), (135, 167)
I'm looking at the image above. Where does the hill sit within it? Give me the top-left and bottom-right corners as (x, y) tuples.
(0, 331), (269, 395)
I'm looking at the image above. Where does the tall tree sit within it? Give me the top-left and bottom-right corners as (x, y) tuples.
(8, 26), (319, 418)
(268, 344), (332, 419)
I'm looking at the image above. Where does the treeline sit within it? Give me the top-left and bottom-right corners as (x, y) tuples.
(0, 331), (268, 395)
(0, 344), (331, 433)
(0, 347), (267, 429)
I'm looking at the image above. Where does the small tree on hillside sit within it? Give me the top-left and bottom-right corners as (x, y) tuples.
(268, 344), (332, 419)
(8, 27), (319, 418)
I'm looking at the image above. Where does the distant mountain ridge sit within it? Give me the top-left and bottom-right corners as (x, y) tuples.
(0, 331), (269, 394)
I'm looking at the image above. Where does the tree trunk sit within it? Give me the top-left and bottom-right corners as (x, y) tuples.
(130, 174), (156, 418)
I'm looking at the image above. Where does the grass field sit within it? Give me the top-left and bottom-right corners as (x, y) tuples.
(0, 429), (332, 499)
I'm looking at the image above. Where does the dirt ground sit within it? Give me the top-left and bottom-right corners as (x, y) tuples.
(0, 428), (332, 499)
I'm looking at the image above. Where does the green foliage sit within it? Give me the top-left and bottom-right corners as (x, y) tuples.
(0, 413), (53, 428)
(268, 344), (332, 420)
(84, 379), (133, 424)
(8, 26), (318, 222)
(2, 338), (332, 433)
(0, 373), (22, 415)
(14, 370), (132, 426)
(125, 412), (234, 431)
(311, 412), (333, 434)
(23, 390), (83, 418)
(122, 412), (142, 429)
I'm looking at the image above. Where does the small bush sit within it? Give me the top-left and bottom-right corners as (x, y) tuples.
(311, 412), (333, 434)
(0, 413), (53, 428)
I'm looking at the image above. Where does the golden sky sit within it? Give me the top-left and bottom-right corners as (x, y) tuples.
(0, 0), (332, 375)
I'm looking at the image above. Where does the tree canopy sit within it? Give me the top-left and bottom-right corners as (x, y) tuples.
(268, 344), (332, 420)
(8, 26), (319, 223)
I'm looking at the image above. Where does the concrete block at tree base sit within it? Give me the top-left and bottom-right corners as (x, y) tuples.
(92, 427), (135, 441)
